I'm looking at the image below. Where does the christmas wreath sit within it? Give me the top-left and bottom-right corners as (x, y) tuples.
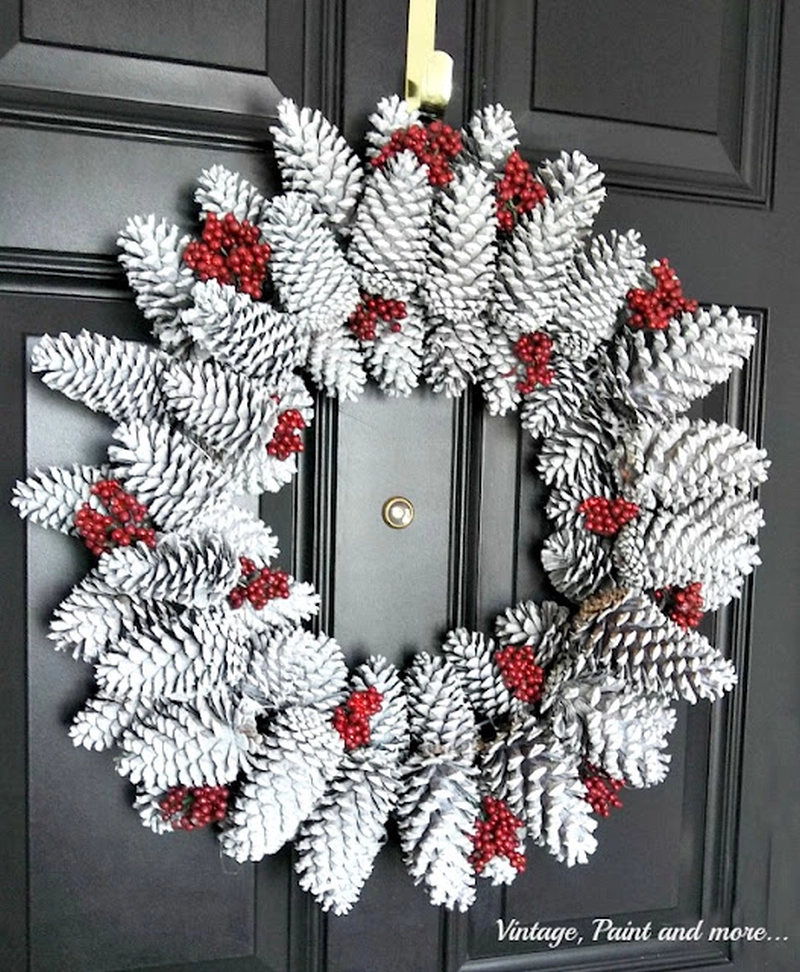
(13, 97), (768, 915)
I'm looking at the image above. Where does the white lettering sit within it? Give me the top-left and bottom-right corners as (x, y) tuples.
(592, 918), (652, 943)
(496, 918), (517, 941)
(496, 918), (581, 948)
(708, 926), (768, 942)
(658, 920), (704, 941)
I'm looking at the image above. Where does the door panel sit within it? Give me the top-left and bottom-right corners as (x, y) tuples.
(473, 0), (780, 203)
(0, 0), (309, 966)
(12, 298), (295, 972)
(456, 329), (766, 969)
(26, 335), (257, 972)
(533, 0), (724, 132)
(22, 0), (269, 71)
(334, 388), (457, 661)
(1, 2), (797, 971)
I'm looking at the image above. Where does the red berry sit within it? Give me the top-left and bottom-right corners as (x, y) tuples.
(159, 783), (230, 831)
(495, 151), (547, 232)
(74, 479), (157, 556)
(654, 581), (704, 629)
(266, 408), (306, 460)
(513, 331), (554, 393)
(469, 796), (526, 874)
(228, 559), (291, 609)
(183, 211), (271, 299)
(578, 496), (640, 537)
(348, 291), (407, 342)
(332, 687), (384, 750)
(626, 258), (697, 331)
(581, 763), (625, 817)
(495, 645), (545, 704)
(371, 123), (462, 186)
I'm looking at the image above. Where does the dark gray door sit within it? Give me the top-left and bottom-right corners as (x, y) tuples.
(1, 2), (797, 971)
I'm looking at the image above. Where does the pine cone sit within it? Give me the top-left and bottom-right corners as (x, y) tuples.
(494, 154), (604, 322)
(519, 355), (589, 440)
(405, 654), (476, 753)
(569, 592), (737, 703)
(481, 718), (598, 866)
(541, 526), (614, 601)
(295, 753), (401, 913)
(613, 304), (757, 416)
(49, 574), (136, 661)
(543, 673), (676, 788)
(538, 405), (619, 528)
(293, 657), (407, 914)
(625, 416), (769, 511)
(636, 494), (763, 610)
(465, 104), (519, 175)
(224, 576), (320, 632)
(611, 517), (650, 586)
(109, 420), (234, 531)
(397, 655), (479, 911)
(52, 578), (178, 666)
(194, 502), (280, 564)
(161, 358), (280, 454)
(182, 280), (307, 390)
(116, 692), (260, 791)
(479, 320), (523, 416)
(365, 95), (420, 157)
(219, 705), (344, 862)
(272, 98), (363, 236)
(95, 608), (248, 707)
(421, 164), (497, 322)
(441, 629), (513, 722)
(365, 299), (426, 396)
(537, 150), (606, 239)
(117, 215), (195, 354)
(550, 230), (646, 359)
(133, 785), (177, 835)
(31, 331), (168, 425)
(194, 164), (266, 223)
(349, 151), (433, 298)
(12, 462), (109, 533)
(494, 601), (571, 667)
(96, 531), (240, 607)
(70, 694), (144, 752)
(260, 192), (360, 332)
(424, 314), (491, 397)
(305, 322), (367, 401)
(397, 753), (478, 911)
(243, 629), (347, 713)
(226, 438), (302, 495)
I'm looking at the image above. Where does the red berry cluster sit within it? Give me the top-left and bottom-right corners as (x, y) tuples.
(513, 331), (554, 394)
(469, 796), (526, 875)
(159, 784), (229, 831)
(371, 120), (463, 187)
(626, 258), (698, 331)
(74, 479), (157, 556)
(578, 496), (640, 537)
(495, 645), (545, 704)
(266, 408), (306, 460)
(332, 686), (384, 750)
(581, 763), (624, 817)
(348, 292), (407, 342)
(654, 581), (704, 629)
(183, 211), (271, 299)
(228, 556), (290, 609)
(495, 151), (548, 232)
